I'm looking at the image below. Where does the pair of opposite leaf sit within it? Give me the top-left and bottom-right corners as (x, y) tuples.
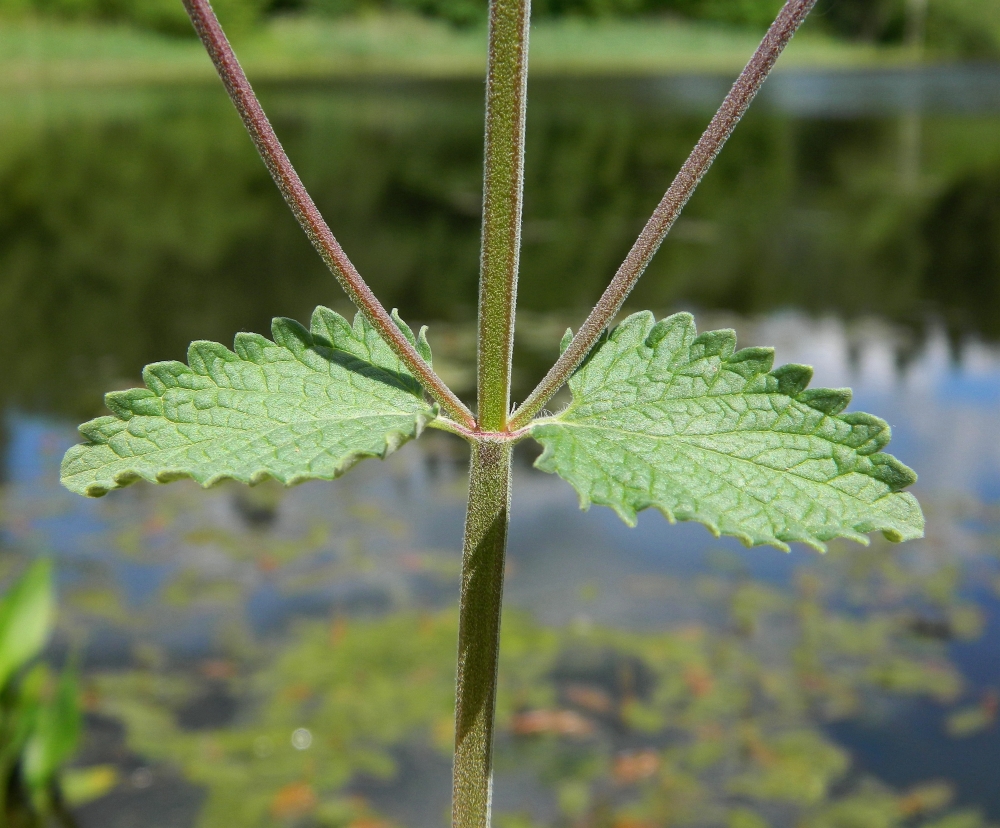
(61, 307), (924, 552)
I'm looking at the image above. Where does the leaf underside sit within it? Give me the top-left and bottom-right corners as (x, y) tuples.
(61, 308), (437, 497)
(531, 312), (924, 552)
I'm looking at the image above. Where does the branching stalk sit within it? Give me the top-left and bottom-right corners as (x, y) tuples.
(508, 0), (818, 429)
(181, 0), (475, 430)
(477, 0), (532, 431)
(183, 1), (815, 826)
(452, 440), (513, 828)
(451, 0), (531, 823)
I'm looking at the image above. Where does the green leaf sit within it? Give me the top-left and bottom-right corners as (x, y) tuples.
(24, 666), (82, 805)
(0, 664), (47, 771)
(61, 308), (437, 497)
(0, 560), (54, 691)
(530, 312), (923, 552)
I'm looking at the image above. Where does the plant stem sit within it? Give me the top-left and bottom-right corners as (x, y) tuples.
(452, 439), (513, 828)
(508, 0), (818, 429)
(181, 0), (475, 430)
(452, 4), (530, 815)
(477, 0), (532, 432)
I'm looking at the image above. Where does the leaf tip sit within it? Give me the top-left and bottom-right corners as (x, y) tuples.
(233, 332), (269, 362)
(771, 363), (814, 397)
(390, 308), (418, 347)
(839, 412), (891, 454)
(798, 387), (852, 416)
(560, 328), (574, 354)
(726, 346), (775, 378)
(612, 503), (637, 527)
(870, 453), (918, 492)
(691, 328), (737, 360)
(309, 306), (350, 348)
(271, 317), (312, 353)
(654, 504), (678, 525)
(416, 326), (433, 366)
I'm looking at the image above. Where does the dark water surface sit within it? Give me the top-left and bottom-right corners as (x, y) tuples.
(2, 69), (1000, 827)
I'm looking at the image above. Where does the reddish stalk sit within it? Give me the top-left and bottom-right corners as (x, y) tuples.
(508, 0), (818, 430)
(476, 0), (532, 432)
(181, 0), (476, 430)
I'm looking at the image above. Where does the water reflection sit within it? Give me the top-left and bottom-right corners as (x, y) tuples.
(1, 310), (998, 826)
(4, 72), (1000, 417)
(1, 71), (1000, 826)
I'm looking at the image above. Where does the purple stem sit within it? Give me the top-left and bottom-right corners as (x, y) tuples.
(182, 0), (476, 430)
(508, 0), (819, 429)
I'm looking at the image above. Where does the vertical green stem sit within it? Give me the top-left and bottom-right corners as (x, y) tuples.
(452, 439), (513, 828)
(454, 0), (529, 817)
(477, 0), (531, 431)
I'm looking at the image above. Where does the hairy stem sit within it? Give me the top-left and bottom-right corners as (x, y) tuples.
(477, 0), (531, 431)
(452, 4), (531, 815)
(181, 0), (475, 430)
(508, 0), (817, 429)
(452, 439), (513, 828)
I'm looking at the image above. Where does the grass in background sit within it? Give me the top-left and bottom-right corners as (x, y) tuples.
(0, 13), (905, 87)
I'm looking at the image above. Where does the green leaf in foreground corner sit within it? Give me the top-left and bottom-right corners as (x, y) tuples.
(61, 308), (437, 497)
(530, 312), (924, 552)
(25, 666), (82, 799)
(0, 560), (54, 690)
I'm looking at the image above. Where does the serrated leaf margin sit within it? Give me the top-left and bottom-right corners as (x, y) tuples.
(61, 308), (437, 497)
(531, 311), (924, 552)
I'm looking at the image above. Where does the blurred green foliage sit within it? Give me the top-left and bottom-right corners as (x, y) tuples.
(0, 560), (116, 827)
(818, 0), (1000, 56)
(0, 0), (997, 57)
(0, 0), (267, 35)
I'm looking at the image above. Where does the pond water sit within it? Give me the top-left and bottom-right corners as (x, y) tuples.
(2, 67), (1000, 828)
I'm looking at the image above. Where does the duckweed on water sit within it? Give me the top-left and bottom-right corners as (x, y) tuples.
(86, 535), (992, 828)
